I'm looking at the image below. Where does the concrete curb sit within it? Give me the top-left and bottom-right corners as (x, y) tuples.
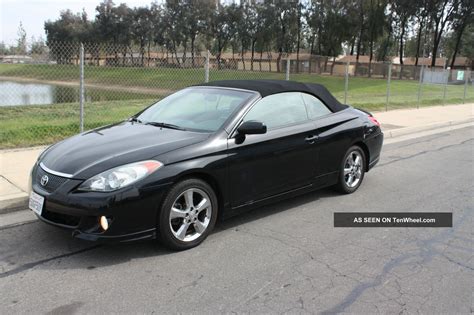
(383, 118), (474, 139)
(0, 195), (29, 214)
(0, 118), (472, 215)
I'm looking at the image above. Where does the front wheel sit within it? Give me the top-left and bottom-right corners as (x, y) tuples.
(334, 146), (366, 194)
(157, 178), (218, 250)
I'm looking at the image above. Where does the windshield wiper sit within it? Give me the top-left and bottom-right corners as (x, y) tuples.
(145, 121), (186, 131)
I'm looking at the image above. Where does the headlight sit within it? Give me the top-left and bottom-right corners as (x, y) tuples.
(78, 160), (163, 192)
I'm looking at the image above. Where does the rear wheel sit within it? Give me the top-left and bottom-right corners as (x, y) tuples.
(157, 178), (218, 250)
(334, 146), (366, 194)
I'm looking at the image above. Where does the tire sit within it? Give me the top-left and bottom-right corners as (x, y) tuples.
(334, 145), (366, 194)
(157, 178), (218, 250)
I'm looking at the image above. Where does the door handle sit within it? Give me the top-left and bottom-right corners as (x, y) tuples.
(305, 135), (319, 143)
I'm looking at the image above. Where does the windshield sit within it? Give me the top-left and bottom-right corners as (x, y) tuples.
(136, 87), (254, 132)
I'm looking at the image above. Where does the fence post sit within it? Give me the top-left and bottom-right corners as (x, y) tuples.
(417, 65), (423, 109)
(204, 50), (210, 83)
(385, 62), (392, 111)
(463, 69), (468, 104)
(79, 43), (85, 133)
(344, 61), (349, 104)
(286, 55), (290, 81)
(442, 69), (448, 105)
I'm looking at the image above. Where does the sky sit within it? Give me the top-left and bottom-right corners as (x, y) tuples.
(0, 0), (154, 46)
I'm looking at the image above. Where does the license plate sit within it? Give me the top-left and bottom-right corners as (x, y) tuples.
(29, 191), (44, 216)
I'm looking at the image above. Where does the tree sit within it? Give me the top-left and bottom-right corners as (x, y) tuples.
(236, 2), (252, 70)
(254, 4), (276, 71)
(227, 4), (243, 61)
(96, 1), (134, 65)
(412, 0), (430, 66)
(16, 22), (27, 55)
(295, 1), (304, 73)
(95, 0), (116, 42)
(150, 2), (165, 55)
(208, 3), (239, 69)
(44, 9), (92, 43)
(30, 36), (47, 55)
(95, 0), (133, 46)
(448, 0), (473, 68)
(307, 1), (357, 73)
(131, 6), (154, 66)
(391, 0), (417, 65)
(249, 4), (277, 71)
(273, 1), (299, 72)
(376, 4), (395, 62)
(428, 0), (458, 67)
(162, 1), (186, 65)
(457, 24), (474, 62)
(181, 0), (214, 67)
(224, 4), (241, 67)
(37, 0), (471, 72)
(0, 42), (12, 55)
(355, 0), (366, 65)
(306, 0), (325, 72)
(44, 10), (93, 63)
(366, 0), (386, 75)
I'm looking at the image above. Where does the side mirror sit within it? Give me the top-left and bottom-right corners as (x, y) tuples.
(237, 120), (267, 135)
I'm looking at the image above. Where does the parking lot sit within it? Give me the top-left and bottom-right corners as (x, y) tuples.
(1, 126), (473, 314)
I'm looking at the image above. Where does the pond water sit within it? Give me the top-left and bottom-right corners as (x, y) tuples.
(0, 80), (156, 106)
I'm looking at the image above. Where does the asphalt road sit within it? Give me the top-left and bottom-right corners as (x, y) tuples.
(1, 127), (473, 314)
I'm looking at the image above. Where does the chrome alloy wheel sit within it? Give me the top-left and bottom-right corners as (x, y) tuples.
(344, 151), (363, 188)
(169, 188), (212, 242)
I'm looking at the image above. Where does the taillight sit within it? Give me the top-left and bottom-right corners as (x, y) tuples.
(368, 116), (380, 127)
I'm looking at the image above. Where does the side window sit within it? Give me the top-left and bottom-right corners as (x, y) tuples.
(302, 93), (331, 119)
(243, 92), (308, 130)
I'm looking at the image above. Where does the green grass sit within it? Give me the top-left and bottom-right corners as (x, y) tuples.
(291, 73), (474, 111)
(0, 64), (206, 90)
(0, 64), (473, 148)
(0, 99), (155, 148)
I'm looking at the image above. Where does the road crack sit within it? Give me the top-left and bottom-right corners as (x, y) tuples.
(378, 138), (473, 167)
(0, 245), (101, 279)
(320, 209), (473, 314)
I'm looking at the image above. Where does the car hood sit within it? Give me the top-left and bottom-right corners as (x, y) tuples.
(40, 121), (210, 179)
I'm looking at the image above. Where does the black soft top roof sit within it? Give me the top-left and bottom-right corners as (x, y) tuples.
(198, 79), (348, 112)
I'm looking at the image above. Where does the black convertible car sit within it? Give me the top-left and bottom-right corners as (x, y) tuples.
(29, 80), (383, 250)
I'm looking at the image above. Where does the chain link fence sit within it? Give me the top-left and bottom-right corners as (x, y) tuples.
(1, 42), (473, 148)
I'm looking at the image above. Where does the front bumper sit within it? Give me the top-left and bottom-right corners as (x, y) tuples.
(35, 212), (158, 243)
(31, 165), (173, 243)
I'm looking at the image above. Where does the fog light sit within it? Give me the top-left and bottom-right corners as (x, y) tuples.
(99, 216), (110, 231)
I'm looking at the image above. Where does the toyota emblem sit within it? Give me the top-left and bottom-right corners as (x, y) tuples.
(40, 175), (49, 186)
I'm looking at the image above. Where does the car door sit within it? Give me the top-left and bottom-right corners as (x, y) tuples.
(227, 92), (320, 208)
(301, 93), (353, 179)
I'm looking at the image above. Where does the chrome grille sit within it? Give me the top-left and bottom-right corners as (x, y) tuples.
(36, 166), (69, 193)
